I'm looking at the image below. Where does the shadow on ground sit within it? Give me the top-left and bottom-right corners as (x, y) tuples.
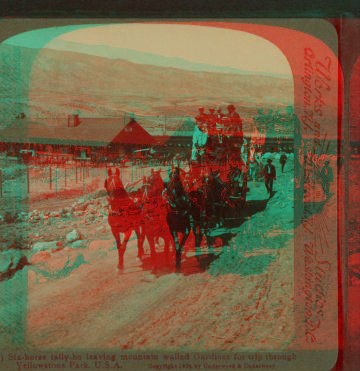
(294, 192), (334, 229)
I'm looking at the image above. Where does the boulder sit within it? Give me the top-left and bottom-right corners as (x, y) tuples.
(66, 229), (82, 243)
(32, 241), (59, 252)
(67, 240), (87, 249)
(0, 249), (23, 275)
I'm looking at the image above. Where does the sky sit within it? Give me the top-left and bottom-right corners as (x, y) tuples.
(6, 23), (293, 77)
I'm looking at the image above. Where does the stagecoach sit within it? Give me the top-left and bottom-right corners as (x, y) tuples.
(105, 110), (256, 271)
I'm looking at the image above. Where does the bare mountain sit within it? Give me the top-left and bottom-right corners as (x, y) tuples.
(28, 47), (293, 119)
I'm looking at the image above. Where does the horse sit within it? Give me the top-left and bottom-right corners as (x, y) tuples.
(188, 166), (248, 252)
(137, 171), (173, 260)
(105, 168), (145, 270)
(163, 168), (192, 270)
(184, 168), (229, 257)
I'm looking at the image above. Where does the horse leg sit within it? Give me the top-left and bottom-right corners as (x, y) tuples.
(146, 227), (158, 263)
(178, 230), (190, 260)
(117, 229), (132, 270)
(205, 232), (214, 254)
(134, 225), (145, 260)
(194, 224), (203, 258)
(170, 230), (182, 270)
(160, 221), (172, 255)
(111, 227), (124, 270)
(163, 236), (170, 255)
(111, 225), (121, 249)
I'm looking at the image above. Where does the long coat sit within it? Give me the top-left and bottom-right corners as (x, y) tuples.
(263, 164), (276, 179)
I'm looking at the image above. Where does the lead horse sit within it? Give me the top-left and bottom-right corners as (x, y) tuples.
(105, 168), (145, 270)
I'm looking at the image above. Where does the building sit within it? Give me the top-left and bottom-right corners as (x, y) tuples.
(109, 117), (156, 157)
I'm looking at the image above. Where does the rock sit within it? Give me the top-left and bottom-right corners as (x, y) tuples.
(67, 240), (87, 249)
(32, 241), (59, 252)
(0, 250), (23, 274)
(77, 203), (89, 212)
(16, 214), (26, 222)
(66, 229), (82, 243)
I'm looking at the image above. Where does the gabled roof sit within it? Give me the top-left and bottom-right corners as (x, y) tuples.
(110, 119), (156, 145)
(170, 118), (196, 137)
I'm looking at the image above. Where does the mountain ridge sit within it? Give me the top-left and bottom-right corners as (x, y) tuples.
(44, 39), (293, 79)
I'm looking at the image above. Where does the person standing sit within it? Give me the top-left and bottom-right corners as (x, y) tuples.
(280, 150), (288, 173)
(255, 150), (263, 180)
(191, 111), (208, 178)
(263, 159), (276, 195)
(320, 160), (333, 199)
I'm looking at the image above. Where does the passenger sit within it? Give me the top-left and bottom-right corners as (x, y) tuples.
(195, 107), (208, 128)
(226, 105), (242, 132)
(226, 105), (243, 149)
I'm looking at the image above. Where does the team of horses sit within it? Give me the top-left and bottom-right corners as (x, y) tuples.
(105, 165), (249, 271)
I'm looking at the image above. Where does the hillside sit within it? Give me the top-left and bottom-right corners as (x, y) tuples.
(10, 45), (293, 119)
